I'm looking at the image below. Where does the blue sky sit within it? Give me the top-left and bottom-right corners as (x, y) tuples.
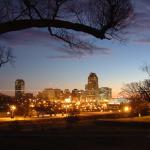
(0, 0), (150, 97)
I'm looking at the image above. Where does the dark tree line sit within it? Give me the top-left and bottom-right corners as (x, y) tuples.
(121, 65), (150, 102)
(121, 80), (150, 102)
(121, 65), (150, 115)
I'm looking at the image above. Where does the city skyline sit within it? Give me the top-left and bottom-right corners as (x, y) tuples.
(0, 0), (150, 97)
(0, 37), (149, 98)
(0, 72), (113, 98)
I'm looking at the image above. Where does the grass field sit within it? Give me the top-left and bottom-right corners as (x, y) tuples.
(0, 115), (150, 150)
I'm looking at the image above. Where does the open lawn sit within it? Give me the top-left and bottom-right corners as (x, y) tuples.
(0, 115), (150, 150)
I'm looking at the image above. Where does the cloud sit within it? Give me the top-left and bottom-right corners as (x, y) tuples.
(1, 0), (150, 54)
(47, 55), (80, 60)
(0, 28), (57, 47)
(126, 0), (150, 44)
(132, 0), (150, 31)
(47, 46), (111, 60)
(134, 38), (150, 44)
(0, 27), (111, 59)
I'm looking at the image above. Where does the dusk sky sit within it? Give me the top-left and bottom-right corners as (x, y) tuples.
(0, 0), (150, 97)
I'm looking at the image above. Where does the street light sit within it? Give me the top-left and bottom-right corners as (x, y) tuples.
(123, 106), (130, 113)
(10, 105), (16, 118)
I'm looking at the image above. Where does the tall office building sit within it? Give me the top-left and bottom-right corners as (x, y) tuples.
(85, 72), (99, 91)
(85, 73), (99, 100)
(15, 79), (25, 100)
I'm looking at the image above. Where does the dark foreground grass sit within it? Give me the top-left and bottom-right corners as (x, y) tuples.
(0, 117), (150, 150)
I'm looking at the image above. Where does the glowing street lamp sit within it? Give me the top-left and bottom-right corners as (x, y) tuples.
(10, 105), (16, 118)
(123, 106), (130, 113)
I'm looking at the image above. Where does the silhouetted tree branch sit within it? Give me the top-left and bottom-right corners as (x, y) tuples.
(0, 0), (133, 48)
(121, 81), (150, 115)
(142, 64), (150, 77)
(0, 46), (15, 67)
(121, 80), (150, 102)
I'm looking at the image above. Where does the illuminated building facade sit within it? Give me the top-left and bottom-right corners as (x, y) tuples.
(85, 72), (99, 100)
(71, 89), (80, 101)
(54, 89), (64, 100)
(99, 87), (112, 100)
(15, 79), (25, 100)
(64, 89), (71, 99)
(37, 88), (63, 101)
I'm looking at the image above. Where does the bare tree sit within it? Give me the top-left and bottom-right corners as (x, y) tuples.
(121, 80), (150, 115)
(0, 45), (15, 67)
(142, 64), (150, 77)
(0, 0), (133, 48)
(121, 80), (150, 102)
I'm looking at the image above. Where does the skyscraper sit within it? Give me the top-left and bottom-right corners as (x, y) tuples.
(86, 72), (99, 91)
(85, 72), (99, 100)
(15, 79), (25, 100)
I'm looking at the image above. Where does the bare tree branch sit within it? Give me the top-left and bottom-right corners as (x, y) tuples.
(0, 0), (133, 48)
(121, 80), (150, 102)
(142, 64), (150, 77)
(0, 45), (15, 67)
